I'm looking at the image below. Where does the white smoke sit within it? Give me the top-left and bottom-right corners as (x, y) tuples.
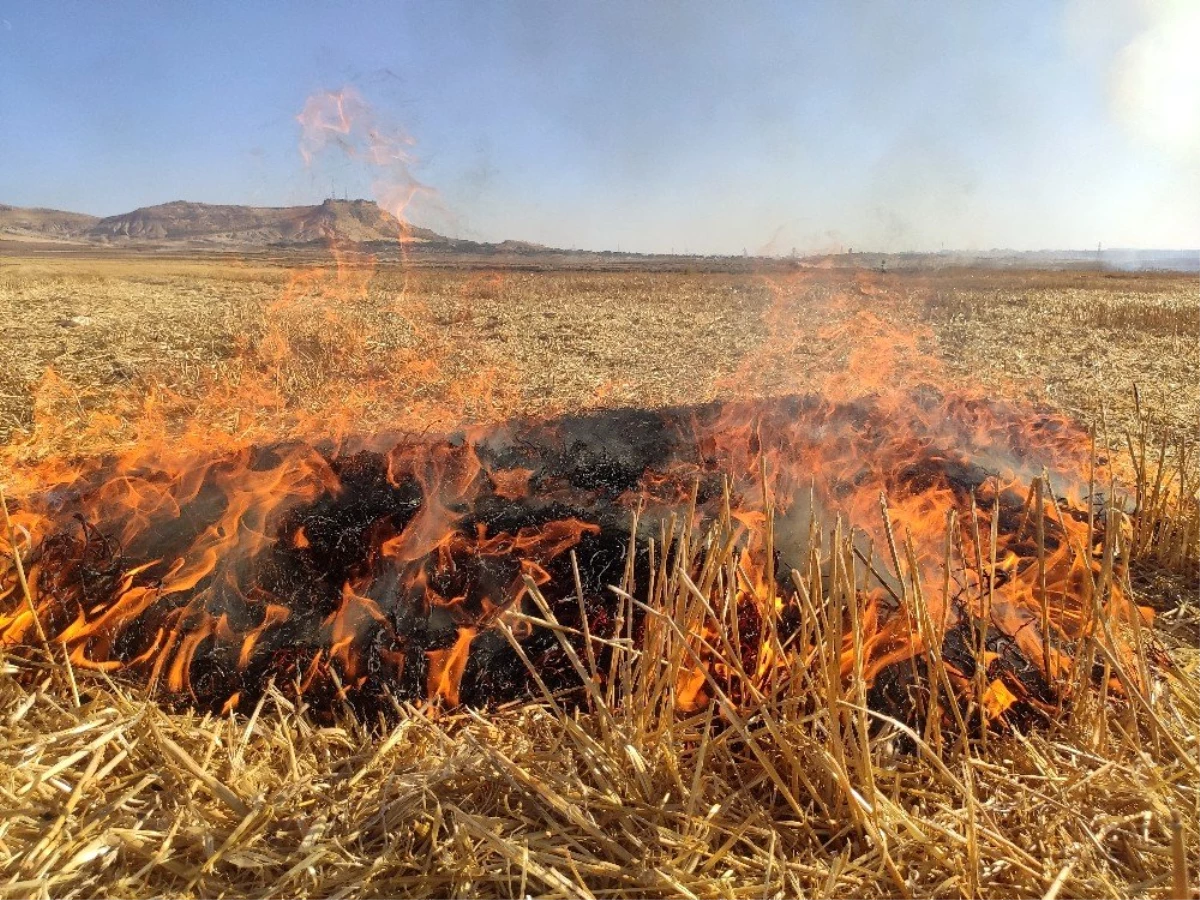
(1069, 0), (1200, 161)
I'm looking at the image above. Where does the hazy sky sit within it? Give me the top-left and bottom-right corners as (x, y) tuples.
(1, 1), (1197, 253)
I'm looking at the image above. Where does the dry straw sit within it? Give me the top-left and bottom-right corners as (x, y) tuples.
(1, 423), (1196, 899)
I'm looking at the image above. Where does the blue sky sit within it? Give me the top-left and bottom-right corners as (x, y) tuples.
(1, 1), (1196, 252)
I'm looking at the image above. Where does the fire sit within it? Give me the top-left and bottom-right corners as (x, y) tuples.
(0, 88), (1157, 730)
(427, 627), (476, 706)
(0, 387), (1143, 722)
(297, 87), (428, 233)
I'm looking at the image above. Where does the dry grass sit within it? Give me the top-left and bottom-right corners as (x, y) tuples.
(0, 483), (1196, 899)
(917, 269), (1198, 437)
(1, 257), (1193, 452)
(0, 255), (1197, 898)
(0, 258), (773, 449)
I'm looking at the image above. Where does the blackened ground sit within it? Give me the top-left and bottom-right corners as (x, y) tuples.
(9, 394), (1093, 727)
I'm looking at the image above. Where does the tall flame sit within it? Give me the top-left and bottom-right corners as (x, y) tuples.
(0, 90), (1157, 726)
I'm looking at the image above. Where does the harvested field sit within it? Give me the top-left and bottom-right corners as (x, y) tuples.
(918, 269), (1198, 435)
(0, 259), (773, 448)
(0, 254), (1197, 899)
(0, 258), (1194, 447)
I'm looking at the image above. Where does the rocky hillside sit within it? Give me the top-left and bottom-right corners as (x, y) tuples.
(1, 199), (452, 248)
(87, 199), (446, 246)
(1, 198), (567, 258)
(0, 204), (100, 240)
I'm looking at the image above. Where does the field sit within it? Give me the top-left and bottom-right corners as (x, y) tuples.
(0, 254), (1197, 898)
(0, 258), (1195, 445)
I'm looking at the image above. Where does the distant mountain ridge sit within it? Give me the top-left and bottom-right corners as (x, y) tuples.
(0, 199), (450, 247)
(1, 201), (1194, 270)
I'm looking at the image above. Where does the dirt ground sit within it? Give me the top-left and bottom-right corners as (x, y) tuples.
(0, 255), (1195, 454)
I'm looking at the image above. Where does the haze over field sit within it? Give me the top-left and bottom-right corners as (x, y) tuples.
(1, 1), (1197, 254)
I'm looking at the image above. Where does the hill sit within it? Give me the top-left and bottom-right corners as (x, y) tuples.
(0, 204), (100, 241)
(0, 199), (569, 261)
(87, 199), (446, 246)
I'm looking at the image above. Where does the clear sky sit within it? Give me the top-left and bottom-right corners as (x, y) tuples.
(1, 1), (1197, 253)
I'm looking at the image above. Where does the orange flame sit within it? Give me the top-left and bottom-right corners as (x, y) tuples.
(0, 91), (1152, 725)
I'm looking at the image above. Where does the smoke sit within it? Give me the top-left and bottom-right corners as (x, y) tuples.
(1068, 0), (1200, 161)
(1113, 2), (1200, 160)
(295, 87), (451, 231)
